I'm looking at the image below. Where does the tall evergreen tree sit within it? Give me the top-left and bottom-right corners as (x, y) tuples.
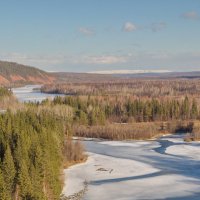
(191, 99), (198, 119)
(18, 160), (32, 199)
(2, 146), (16, 195)
(0, 168), (10, 200)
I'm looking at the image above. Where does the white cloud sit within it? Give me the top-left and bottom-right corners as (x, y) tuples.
(0, 52), (66, 66)
(0, 52), (128, 67)
(1, 51), (200, 72)
(78, 27), (95, 36)
(122, 21), (167, 33)
(151, 22), (167, 32)
(123, 22), (137, 32)
(182, 11), (199, 20)
(73, 55), (128, 65)
(88, 69), (171, 74)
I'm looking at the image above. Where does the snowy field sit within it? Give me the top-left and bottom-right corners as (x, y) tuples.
(62, 135), (200, 200)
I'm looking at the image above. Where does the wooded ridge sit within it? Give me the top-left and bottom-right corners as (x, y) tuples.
(0, 61), (54, 85)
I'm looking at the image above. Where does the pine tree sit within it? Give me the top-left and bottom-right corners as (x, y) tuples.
(2, 146), (16, 195)
(89, 109), (98, 125)
(0, 168), (10, 200)
(77, 110), (88, 125)
(98, 109), (106, 125)
(191, 99), (198, 119)
(143, 102), (152, 122)
(29, 164), (44, 200)
(181, 96), (190, 120)
(18, 160), (32, 199)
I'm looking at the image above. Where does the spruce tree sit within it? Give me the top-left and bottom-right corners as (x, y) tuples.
(0, 168), (10, 200)
(18, 160), (32, 199)
(2, 146), (16, 195)
(191, 99), (198, 119)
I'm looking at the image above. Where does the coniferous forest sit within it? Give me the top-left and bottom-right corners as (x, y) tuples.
(0, 110), (63, 199)
(0, 89), (85, 200)
(1, 77), (200, 199)
(41, 79), (200, 141)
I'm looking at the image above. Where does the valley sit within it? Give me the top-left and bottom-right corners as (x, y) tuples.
(1, 1), (200, 199)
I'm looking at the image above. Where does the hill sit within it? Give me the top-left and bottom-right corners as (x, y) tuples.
(52, 70), (200, 83)
(1, 60), (200, 86)
(89, 70), (200, 79)
(112, 71), (200, 79)
(52, 72), (119, 83)
(0, 60), (55, 85)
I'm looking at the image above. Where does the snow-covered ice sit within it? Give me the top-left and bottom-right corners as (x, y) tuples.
(166, 144), (200, 160)
(12, 85), (64, 102)
(62, 134), (200, 200)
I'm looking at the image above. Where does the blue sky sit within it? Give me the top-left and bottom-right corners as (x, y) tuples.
(0, 0), (199, 72)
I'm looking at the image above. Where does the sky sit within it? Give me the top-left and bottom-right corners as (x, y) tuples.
(0, 0), (200, 72)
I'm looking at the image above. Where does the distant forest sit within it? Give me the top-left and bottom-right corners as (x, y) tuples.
(42, 78), (200, 141)
(42, 79), (200, 98)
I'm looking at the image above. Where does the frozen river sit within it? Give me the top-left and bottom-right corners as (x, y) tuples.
(62, 135), (200, 200)
(12, 85), (64, 102)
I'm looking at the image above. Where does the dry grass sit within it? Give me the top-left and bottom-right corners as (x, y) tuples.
(73, 121), (197, 141)
(63, 138), (87, 168)
(73, 122), (160, 140)
(184, 121), (200, 141)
